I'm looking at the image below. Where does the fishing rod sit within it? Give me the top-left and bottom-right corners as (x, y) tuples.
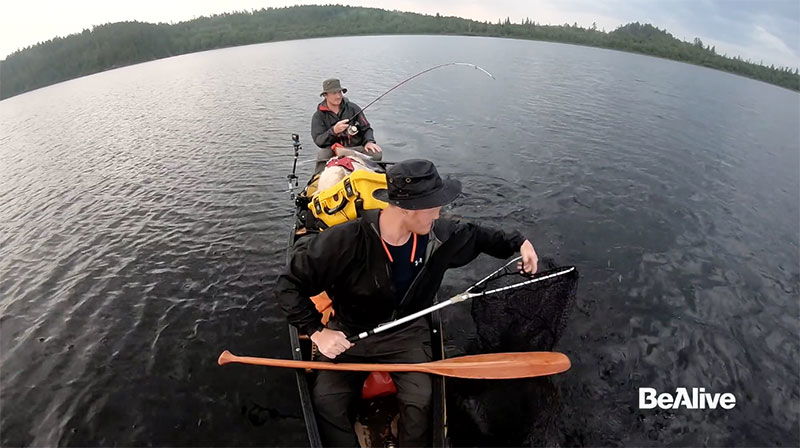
(344, 62), (496, 136)
(286, 63), (493, 195)
(347, 257), (576, 342)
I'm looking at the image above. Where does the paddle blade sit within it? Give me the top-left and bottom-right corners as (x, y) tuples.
(425, 352), (570, 379)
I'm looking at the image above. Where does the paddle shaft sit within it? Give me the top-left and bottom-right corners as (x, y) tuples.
(218, 350), (570, 379)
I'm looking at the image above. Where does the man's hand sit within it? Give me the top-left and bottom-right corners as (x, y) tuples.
(310, 328), (353, 359)
(332, 119), (349, 134)
(517, 239), (539, 274)
(364, 142), (382, 153)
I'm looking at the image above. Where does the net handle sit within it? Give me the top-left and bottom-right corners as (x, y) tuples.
(467, 256), (523, 294)
(347, 263), (575, 342)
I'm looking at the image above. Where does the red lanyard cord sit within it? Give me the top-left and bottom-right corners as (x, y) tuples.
(380, 233), (417, 263)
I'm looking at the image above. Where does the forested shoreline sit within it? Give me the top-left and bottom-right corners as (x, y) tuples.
(2, 4), (798, 99)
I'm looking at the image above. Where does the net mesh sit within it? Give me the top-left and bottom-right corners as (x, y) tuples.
(470, 259), (579, 352)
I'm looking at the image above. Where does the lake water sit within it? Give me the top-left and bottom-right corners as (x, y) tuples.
(1, 35), (798, 447)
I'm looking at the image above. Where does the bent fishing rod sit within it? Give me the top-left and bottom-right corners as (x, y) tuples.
(343, 62), (495, 136)
(285, 63), (494, 191)
(348, 257), (575, 342)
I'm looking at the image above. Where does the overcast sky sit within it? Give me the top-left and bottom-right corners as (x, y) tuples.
(2, 0), (798, 68)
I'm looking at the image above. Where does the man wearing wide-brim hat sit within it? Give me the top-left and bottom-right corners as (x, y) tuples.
(311, 78), (383, 174)
(276, 159), (539, 446)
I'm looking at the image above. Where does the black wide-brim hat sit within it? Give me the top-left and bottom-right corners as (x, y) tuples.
(373, 159), (462, 210)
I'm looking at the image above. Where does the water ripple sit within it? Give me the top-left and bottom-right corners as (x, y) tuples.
(0, 36), (798, 447)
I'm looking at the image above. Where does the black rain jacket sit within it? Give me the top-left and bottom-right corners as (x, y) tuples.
(275, 210), (526, 336)
(310, 98), (376, 149)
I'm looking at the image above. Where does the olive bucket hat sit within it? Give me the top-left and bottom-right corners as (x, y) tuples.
(320, 78), (347, 96)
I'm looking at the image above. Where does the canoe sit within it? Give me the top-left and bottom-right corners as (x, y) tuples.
(284, 138), (449, 447)
(280, 137), (577, 446)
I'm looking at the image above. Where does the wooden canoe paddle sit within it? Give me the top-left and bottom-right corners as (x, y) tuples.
(217, 350), (570, 379)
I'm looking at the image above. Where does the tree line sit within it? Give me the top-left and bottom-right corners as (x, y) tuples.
(1, 5), (798, 99)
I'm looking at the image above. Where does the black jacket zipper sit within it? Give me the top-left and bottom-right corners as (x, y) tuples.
(369, 221), (442, 321)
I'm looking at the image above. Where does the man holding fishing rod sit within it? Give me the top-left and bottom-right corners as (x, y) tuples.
(311, 78), (383, 174)
(276, 159), (538, 447)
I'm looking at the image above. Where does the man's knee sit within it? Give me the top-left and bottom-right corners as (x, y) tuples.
(312, 371), (359, 405)
(399, 389), (432, 410)
(312, 389), (359, 446)
(397, 391), (432, 446)
(394, 372), (432, 408)
(312, 386), (345, 405)
(312, 388), (352, 423)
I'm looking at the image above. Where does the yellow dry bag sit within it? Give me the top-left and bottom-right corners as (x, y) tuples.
(309, 170), (388, 228)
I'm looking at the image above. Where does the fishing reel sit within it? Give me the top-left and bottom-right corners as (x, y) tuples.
(345, 112), (366, 136)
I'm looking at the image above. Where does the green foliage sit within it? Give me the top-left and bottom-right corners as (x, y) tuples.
(1, 6), (798, 99)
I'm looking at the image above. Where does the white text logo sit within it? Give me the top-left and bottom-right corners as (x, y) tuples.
(639, 387), (736, 410)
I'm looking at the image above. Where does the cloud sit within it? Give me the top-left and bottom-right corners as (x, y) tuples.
(739, 25), (799, 67)
(0, 0), (270, 57)
(686, 13), (800, 68)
